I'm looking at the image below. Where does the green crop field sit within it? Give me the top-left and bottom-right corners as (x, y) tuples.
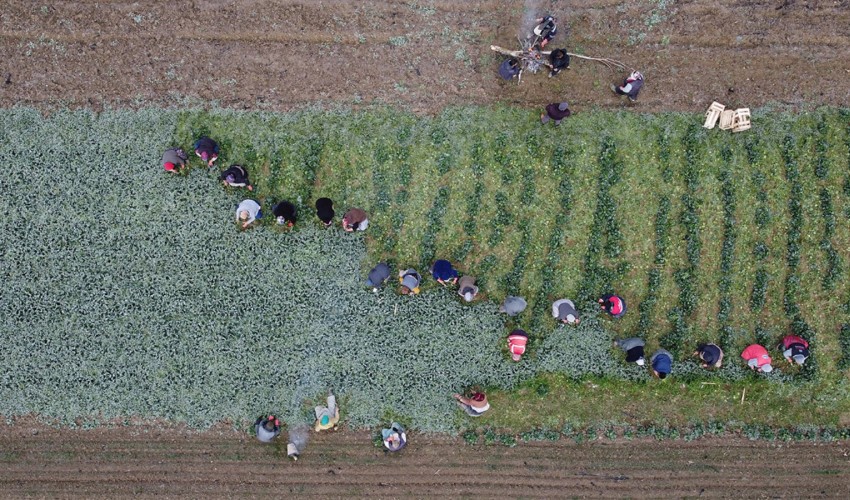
(2, 107), (850, 433)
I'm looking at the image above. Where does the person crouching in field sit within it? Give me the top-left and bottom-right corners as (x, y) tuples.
(194, 136), (219, 167)
(508, 329), (529, 362)
(599, 293), (627, 318)
(552, 298), (579, 325)
(741, 344), (773, 373)
(342, 207), (369, 232)
(611, 71), (644, 102)
(547, 48), (570, 78)
(366, 262), (391, 291)
(499, 296), (527, 316)
(255, 415), (281, 443)
(273, 200), (297, 228)
(650, 349), (673, 379)
(315, 197), (335, 227)
(457, 275), (479, 302)
(694, 343), (723, 369)
(382, 422), (407, 452)
(162, 147), (188, 173)
(236, 199), (262, 229)
(541, 102), (571, 126)
(781, 334), (810, 366)
(614, 337), (646, 366)
(219, 165), (253, 191)
(430, 259), (459, 286)
(398, 268), (422, 295)
(454, 391), (490, 417)
(314, 391), (340, 432)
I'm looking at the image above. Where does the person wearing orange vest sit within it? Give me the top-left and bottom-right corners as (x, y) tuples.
(781, 335), (810, 366)
(507, 329), (528, 362)
(741, 344), (773, 373)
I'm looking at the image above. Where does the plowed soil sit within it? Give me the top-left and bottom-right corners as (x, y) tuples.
(0, 0), (848, 114)
(1, 426), (849, 497)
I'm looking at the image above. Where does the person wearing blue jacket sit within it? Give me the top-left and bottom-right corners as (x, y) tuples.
(430, 259), (458, 286)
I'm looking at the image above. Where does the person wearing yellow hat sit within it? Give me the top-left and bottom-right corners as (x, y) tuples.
(314, 391), (339, 432)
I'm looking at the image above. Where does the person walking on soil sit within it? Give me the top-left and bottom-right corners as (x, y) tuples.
(161, 147), (188, 173)
(499, 296), (527, 316)
(457, 275), (479, 302)
(694, 343), (724, 369)
(236, 199), (262, 229)
(599, 293), (627, 318)
(552, 298), (580, 325)
(430, 259), (459, 286)
(366, 262), (391, 290)
(547, 48), (570, 78)
(314, 391), (340, 432)
(541, 102), (571, 126)
(614, 337), (646, 366)
(254, 414), (281, 443)
(507, 329), (529, 362)
(342, 207), (369, 232)
(781, 334), (810, 366)
(454, 391), (490, 417)
(315, 197), (335, 227)
(650, 348), (673, 379)
(219, 165), (254, 191)
(611, 71), (644, 103)
(398, 268), (422, 295)
(382, 422), (408, 452)
(272, 200), (297, 228)
(194, 136), (219, 167)
(741, 344), (773, 373)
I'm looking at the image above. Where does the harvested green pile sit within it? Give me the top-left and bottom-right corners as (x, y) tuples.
(1, 107), (849, 431)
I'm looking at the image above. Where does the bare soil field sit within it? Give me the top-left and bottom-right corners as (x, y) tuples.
(1, 426), (849, 498)
(0, 0), (849, 114)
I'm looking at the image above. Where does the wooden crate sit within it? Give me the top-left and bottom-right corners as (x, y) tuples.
(732, 108), (751, 132)
(718, 110), (735, 130)
(704, 101), (725, 129)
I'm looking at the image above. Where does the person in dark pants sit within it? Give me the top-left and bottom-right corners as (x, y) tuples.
(193, 136), (219, 167)
(430, 259), (459, 286)
(315, 198), (335, 227)
(366, 262), (391, 290)
(599, 293), (627, 318)
(273, 200), (297, 227)
(694, 343), (724, 369)
(781, 334), (810, 366)
(541, 102), (571, 126)
(614, 337), (646, 366)
(547, 48), (570, 77)
(611, 71), (644, 102)
(532, 15), (557, 49)
(498, 59), (520, 81)
(219, 165), (253, 191)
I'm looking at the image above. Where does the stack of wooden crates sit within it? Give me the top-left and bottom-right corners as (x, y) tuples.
(703, 102), (751, 132)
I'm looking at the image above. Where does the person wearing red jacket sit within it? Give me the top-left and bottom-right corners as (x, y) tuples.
(741, 344), (773, 373)
(507, 329), (529, 362)
(781, 335), (810, 366)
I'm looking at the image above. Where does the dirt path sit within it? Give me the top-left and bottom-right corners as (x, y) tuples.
(1, 426), (849, 497)
(0, 0), (848, 114)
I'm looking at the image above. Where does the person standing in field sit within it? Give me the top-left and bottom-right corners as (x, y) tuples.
(781, 334), (810, 366)
(552, 298), (580, 325)
(457, 275), (479, 302)
(193, 136), (219, 167)
(507, 329), (529, 362)
(272, 200), (297, 228)
(342, 207), (369, 231)
(650, 349), (673, 379)
(599, 293), (627, 318)
(315, 197), (335, 227)
(254, 414), (281, 443)
(453, 391), (490, 417)
(382, 422), (407, 452)
(541, 102), (571, 126)
(314, 391), (340, 432)
(741, 344), (773, 373)
(430, 259), (459, 286)
(161, 147), (188, 173)
(532, 15), (558, 49)
(366, 262), (391, 290)
(694, 343), (724, 369)
(499, 296), (527, 316)
(614, 337), (646, 366)
(219, 165), (254, 191)
(236, 199), (262, 229)
(398, 268), (422, 295)
(611, 71), (644, 102)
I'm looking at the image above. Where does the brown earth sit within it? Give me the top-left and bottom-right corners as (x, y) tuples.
(1, 425), (850, 498)
(0, 0), (848, 115)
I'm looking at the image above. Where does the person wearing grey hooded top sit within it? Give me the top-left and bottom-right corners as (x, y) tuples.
(500, 296), (527, 316)
(366, 262), (391, 289)
(614, 337), (646, 366)
(254, 415), (280, 443)
(552, 298), (580, 325)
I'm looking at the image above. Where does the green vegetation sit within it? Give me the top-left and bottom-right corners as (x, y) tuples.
(2, 106), (849, 435)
